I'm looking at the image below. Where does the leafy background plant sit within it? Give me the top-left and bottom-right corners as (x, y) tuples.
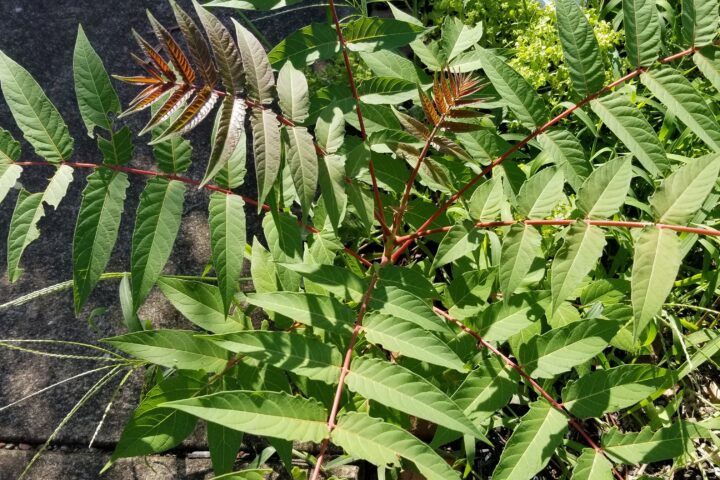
(1, 0), (720, 479)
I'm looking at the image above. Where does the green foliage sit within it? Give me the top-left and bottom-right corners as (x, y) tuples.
(2, 1), (720, 479)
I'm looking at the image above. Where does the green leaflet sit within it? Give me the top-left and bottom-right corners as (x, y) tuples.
(7, 165), (74, 283)
(649, 154), (720, 225)
(432, 356), (519, 447)
(363, 315), (466, 372)
(263, 211), (302, 292)
(433, 221), (484, 268)
(477, 47), (549, 129)
(342, 17), (426, 53)
(251, 108), (281, 208)
(492, 401), (568, 480)
(631, 228), (682, 340)
(318, 154), (347, 230)
(550, 222), (606, 314)
(537, 130), (592, 192)
(214, 122), (247, 190)
(561, 365), (671, 418)
(232, 19), (275, 104)
(267, 23), (340, 67)
(315, 106), (345, 155)
(208, 192), (246, 314)
(103, 330), (228, 372)
(109, 372), (204, 463)
(72, 169), (129, 312)
(287, 263), (367, 302)
(99, 127), (134, 167)
(498, 224), (543, 298)
(130, 177), (185, 310)
(251, 238), (281, 295)
(283, 125), (318, 215)
(555, 0), (604, 97)
(73, 25), (120, 136)
(517, 166), (565, 218)
(623, 0), (661, 68)
(379, 266), (438, 300)
(358, 77), (417, 105)
(602, 422), (706, 464)
(371, 284), (452, 334)
(208, 420), (243, 476)
(151, 103), (193, 174)
(518, 319), (620, 378)
(468, 177), (503, 221)
(277, 62), (309, 123)
(590, 92), (668, 177)
(345, 357), (487, 442)
(641, 66), (720, 152)
(682, 0), (720, 47)
(475, 292), (549, 343)
(158, 277), (243, 333)
(0, 50), (74, 163)
(162, 390), (328, 442)
(245, 292), (354, 335)
(577, 156), (633, 219)
(203, 331), (343, 384)
(693, 47), (720, 92)
(0, 128), (21, 164)
(359, 50), (429, 85)
(7, 191), (43, 283)
(202, 95), (246, 186)
(194, 1), (244, 94)
(440, 16), (483, 62)
(333, 412), (461, 480)
(0, 164), (22, 205)
(458, 129), (512, 167)
(571, 449), (613, 480)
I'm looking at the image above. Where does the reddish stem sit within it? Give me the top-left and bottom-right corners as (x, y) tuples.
(325, 0), (390, 238)
(394, 218), (720, 243)
(391, 46), (699, 264)
(16, 160), (373, 268)
(310, 273), (380, 480)
(433, 307), (625, 480)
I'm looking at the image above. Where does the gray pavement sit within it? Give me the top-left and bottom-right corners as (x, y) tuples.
(0, 1), (327, 477)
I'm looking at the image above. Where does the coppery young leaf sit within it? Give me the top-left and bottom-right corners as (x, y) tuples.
(147, 11), (197, 85)
(194, 1), (244, 95)
(154, 86), (221, 143)
(120, 83), (176, 117)
(140, 85), (194, 135)
(132, 30), (176, 83)
(393, 108), (430, 140)
(201, 95), (247, 187)
(447, 109), (483, 118)
(130, 53), (165, 80)
(129, 84), (165, 107)
(441, 121), (482, 133)
(432, 136), (471, 161)
(171, 1), (217, 87)
(419, 86), (440, 125)
(433, 75), (449, 115)
(112, 75), (163, 86)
